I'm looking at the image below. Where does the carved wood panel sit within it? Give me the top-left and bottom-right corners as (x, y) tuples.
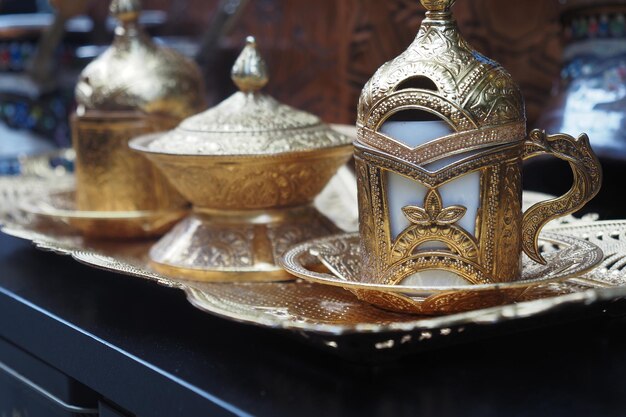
(144, 0), (563, 126)
(226, 0), (561, 125)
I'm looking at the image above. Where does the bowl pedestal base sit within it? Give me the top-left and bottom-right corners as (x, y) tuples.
(149, 205), (340, 282)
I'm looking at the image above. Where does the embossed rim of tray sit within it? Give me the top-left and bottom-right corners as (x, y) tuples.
(2, 218), (626, 336)
(2, 168), (625, 339)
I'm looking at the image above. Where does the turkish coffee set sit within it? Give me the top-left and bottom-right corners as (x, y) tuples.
(3, 0), (626, 356)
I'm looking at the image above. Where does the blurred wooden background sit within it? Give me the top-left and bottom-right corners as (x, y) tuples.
(120, 0), (564, 126)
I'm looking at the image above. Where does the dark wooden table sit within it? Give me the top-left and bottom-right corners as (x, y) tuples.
(2, 231), (626, 417)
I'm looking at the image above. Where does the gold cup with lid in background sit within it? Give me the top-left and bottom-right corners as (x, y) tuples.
(71, 0), (206, 221)
(130, 36), (354, 281)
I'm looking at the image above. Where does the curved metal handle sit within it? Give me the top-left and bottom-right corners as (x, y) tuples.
(522, 129), (602, 264)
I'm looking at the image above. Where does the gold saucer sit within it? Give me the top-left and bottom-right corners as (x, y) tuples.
(20, 191), (187, 239)
(280, 232), (603, 315)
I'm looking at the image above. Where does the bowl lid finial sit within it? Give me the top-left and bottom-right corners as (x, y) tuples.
(231, 36), (269, 93)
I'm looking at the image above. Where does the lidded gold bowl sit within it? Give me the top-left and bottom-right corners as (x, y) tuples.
(71, 0), (205, 222)
(130, 36), (353, 281)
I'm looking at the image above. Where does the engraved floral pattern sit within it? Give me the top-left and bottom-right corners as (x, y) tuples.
(402, 189), (466, 226)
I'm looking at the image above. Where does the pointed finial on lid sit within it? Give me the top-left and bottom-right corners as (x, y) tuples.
(421, 0), (456, 12)
(110, 0), (141, 24)
(231, 36), (269, 93)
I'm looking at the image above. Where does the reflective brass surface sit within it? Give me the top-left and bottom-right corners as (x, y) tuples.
(20, 191), (186, 239)
(75, 0), (205, 118)
(132, 140), (352, 280)
(133, 138), (352, 210)
(231, 35), (269, 93)
(4, 188), (626, 354)
(130, 39), (353, 280)
(1, 167), (624, 354)
(355, 0), (602, 286)
(280, 232), (603, 315)
(72, 112), (187, 212)
(148, 206), (340, 282)
(71, 0), (205, 218)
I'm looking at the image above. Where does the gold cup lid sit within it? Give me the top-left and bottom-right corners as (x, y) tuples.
(75, 0), (205, 120)
(357, 0), (525, 132)
(146, 36), (351, 156)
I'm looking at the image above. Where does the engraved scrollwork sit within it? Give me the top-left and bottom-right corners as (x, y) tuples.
(465, 70), (525, 126)
(148, 93), (351, 155)
(149, 150), (350, 210)
(357, 122), (525, 167)
(391, 227), (478, 264)
(279, 231), (604, 315)
(385, 253), (489, 286)
(357, 1), (524, 130)
(268, 213), (339, 264)
(421, 0), (457, 12)
(419, 288), (525, 315)
(354, 0), (535, 288)
(150, 219), (256, 269)
(353, 138), (526, 285)
(365, 89), (476, 132)
(355, 142), (522, 188)
(355, 157), (378, 277)
(492, 161), (523, 281)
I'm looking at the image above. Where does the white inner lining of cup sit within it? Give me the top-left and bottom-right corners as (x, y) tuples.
(380, 120), (478, 286)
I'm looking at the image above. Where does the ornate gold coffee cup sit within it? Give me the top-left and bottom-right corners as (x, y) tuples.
(355, 0), (602, 286)
(72, 0), (205, 214)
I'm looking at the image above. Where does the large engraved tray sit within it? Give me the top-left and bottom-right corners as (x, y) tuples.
(3, 169), (626, 359)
